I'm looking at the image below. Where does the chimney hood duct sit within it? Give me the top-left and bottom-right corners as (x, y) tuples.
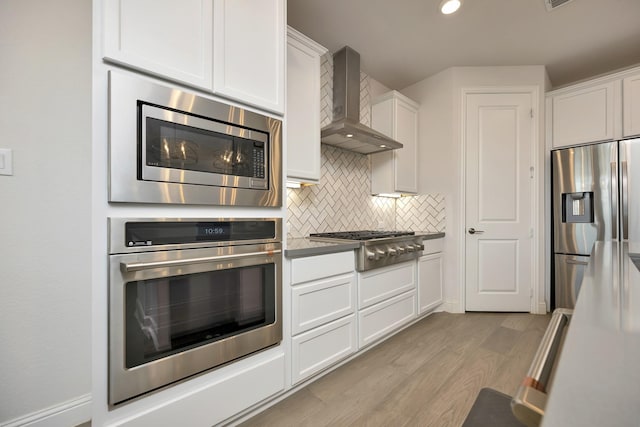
(320, 46), (403, 155)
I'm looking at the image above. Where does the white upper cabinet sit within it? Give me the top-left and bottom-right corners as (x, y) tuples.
(103, 0), (213, 90)
(548, 80), (621, 148)
(103, 0), (285, 114)
(213, 0), (285, 114)
(286, 27), (327, 184)
(371, 91), (419, 195)
(623, 70), (640, 138)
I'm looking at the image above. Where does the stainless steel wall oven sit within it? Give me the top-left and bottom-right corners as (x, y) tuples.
(108, 218), (282, 405)
(108, 71), (282, 206)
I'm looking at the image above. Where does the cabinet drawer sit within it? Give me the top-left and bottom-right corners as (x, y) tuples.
(291, 273), (356, 335)
(359, 261), (415, 309)
(358, 291), (416, 349)
(291, 251), (355, 284)
(291, 315), (357, 384)
(423, 238), (443, 255)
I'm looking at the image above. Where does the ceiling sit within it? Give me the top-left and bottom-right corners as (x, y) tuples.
(288, 0), (640, 90)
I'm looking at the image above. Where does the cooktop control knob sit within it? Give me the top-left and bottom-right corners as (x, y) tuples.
(406, 244), (415, 252)
(375, 249), (386, 260)
(388, 247), (398, 256)
(397, 246), (406, 254)
(366, 250), (376, 261)
(417, 243), (425, 251)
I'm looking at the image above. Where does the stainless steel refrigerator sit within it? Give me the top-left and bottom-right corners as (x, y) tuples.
(552, 138), (640, 308)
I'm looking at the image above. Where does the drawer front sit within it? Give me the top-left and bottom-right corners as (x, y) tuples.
(423, 238), (443, 255)
(358, 291), (417, 349)
(291, 251), (355, 284)
(291, 273), (356, 335)
(359, 261), (416, 309)
(291, 315), (357, 384)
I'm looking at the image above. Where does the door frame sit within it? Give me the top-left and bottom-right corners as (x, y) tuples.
(458, 86), (543, 313)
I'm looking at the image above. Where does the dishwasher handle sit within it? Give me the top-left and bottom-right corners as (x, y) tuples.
(511, 308), (573, 427)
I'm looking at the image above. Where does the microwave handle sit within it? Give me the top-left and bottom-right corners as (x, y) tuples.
(121, 249), (282, 273)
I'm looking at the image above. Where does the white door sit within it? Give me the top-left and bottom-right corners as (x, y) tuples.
(465, 92), (533, 312)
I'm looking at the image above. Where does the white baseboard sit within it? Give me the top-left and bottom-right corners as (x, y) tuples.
(537, 301), (549, 314)
(1, 394), (91, 427)
(442, 299), (463, 313)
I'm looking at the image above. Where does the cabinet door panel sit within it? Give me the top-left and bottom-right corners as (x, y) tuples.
(551, 81), (619, 147)
(623, 73), (640, 138)
(358, 291), (416, 349)
(104, 0), (213, 89)
(394, 99), (419, 193)
(213, 0), (285, 113)
(286, 29), (326, 183)
(418, 253), (443, 314)
(359, 261), (416, 309)
(291, 273), (356, 335)
(291, 315), (357, 384)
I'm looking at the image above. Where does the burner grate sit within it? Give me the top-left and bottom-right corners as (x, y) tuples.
(310, 230), (415, 241)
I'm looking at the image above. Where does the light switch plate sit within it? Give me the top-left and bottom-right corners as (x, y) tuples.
(0, 148), (13, 176)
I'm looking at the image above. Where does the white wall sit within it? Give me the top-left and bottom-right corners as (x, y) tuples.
(0, 1), (92, 424)
(402, 66), (548, 313)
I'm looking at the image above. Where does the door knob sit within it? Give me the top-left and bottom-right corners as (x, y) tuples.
(468, 228), (485, 235)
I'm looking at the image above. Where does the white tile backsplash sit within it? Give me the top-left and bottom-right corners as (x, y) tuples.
(287, 53), (445, 238)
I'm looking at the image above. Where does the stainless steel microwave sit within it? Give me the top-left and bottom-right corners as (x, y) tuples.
(108, 71), (282, 206)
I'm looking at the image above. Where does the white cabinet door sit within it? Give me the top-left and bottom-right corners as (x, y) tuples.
(358, 261), (416, 309)
(286, 28), (327, 184)
(213, 0), (285, 114)
(358, 291), (416, 349)
(550, 80), (621, 148)
(418, 253), (443, 314)
(291, 273), (356, 335)
(623, 72), (640, 138)
(104, 0), (213, 90)
(371, 91), (419, 195)
(291, 315), (357, 385)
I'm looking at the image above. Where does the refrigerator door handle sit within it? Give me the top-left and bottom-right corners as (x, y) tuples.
(611, 161), (618, 240)
(622, 160), (628, 241)
(565, 259), (589, 266)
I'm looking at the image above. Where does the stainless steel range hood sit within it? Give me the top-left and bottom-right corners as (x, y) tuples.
(321, 46), (403, 155)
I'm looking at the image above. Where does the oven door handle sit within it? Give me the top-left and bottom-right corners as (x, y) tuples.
(121, 249), (282, 273)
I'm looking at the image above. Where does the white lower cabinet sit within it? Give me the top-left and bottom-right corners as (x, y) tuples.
(418, 253), (443, 314)
(418, 238), (444, 314)
(358, 290), (417, 349)
(290, 251), (357, 385)
(357, 261), (417, 348)
(291, 315), (357, 385)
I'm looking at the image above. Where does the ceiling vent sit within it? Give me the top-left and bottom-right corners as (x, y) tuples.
(545, 0), (574, 11)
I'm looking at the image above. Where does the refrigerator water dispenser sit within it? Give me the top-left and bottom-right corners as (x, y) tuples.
(562, 192), (594, 223)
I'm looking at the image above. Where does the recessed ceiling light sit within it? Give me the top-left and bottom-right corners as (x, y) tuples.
(346, 133), (354, 138)
(440, 0), (462, 15)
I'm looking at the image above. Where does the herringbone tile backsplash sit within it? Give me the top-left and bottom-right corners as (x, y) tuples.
(286, 145), (445, 238)
(287, 53), (445, 239)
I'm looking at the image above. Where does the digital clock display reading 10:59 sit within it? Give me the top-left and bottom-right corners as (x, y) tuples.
(197, 223), (231, 241)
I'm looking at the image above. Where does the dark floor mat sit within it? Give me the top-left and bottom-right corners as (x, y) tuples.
(462, 388), (526, 427)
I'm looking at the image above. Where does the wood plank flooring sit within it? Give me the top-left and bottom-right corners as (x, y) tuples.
(239, 312), (550, 427)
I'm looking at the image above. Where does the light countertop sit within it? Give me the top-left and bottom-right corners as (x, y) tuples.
(543, 242), (640, 426)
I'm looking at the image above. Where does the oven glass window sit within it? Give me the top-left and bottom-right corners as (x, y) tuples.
(145, 117), (266, 179)
(124, 264), (275, 368)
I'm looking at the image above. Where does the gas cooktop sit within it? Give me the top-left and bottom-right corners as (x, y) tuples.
(309, 230), (415, 241)
(309, 230), (423, 271)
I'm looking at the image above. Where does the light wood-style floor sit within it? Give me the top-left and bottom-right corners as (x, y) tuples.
(240, 312), (550, 427)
